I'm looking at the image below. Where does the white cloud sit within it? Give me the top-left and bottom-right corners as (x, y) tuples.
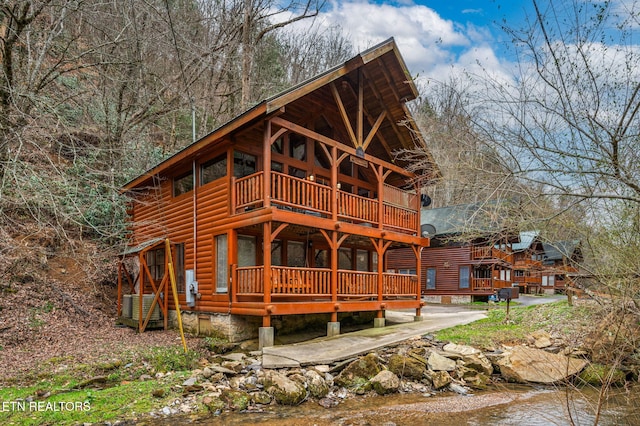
(305, 1), (514, 82)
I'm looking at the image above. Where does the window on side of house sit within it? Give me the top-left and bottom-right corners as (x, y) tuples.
(146, 244), (185, 293)
(287, 241), (306, 267)
(459, 265), (470, 289)
(173, 170), (194, 197)
(215, 234), (228, 293)
(426, 267), (436, 289)
(201, 154), (227, 185)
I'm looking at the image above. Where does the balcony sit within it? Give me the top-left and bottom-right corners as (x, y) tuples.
(232, 171), (418, 235)
(234, 266), (418, 299)
(471, 246), (514, 264)
(471, 278), (511, 292)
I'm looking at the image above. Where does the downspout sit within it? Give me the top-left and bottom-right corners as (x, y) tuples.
(192, 103), (197, 281)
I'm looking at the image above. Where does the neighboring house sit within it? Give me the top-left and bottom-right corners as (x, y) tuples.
(511, 231), (545, 294)
(117, 39), (439, 347)
(541, 240), (582, 294)
(387, 203), (516, 304)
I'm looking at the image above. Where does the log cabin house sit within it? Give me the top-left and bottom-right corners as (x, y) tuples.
(116, 39), (439, 347)
(541, 240), (582, 294)
(511, 231), (545, 294)
(387, 203), (516, 304)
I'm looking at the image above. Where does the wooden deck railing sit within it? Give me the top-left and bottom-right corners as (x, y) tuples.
(234, 172), (264, 211)
(235, 265), (417, 299)
(271, 172), (331, 215)
(383, 273), (418, 296)
(233, 171), (418, 234)
(472, 278), (493, 291)
(337, 270), (377, 296)
(338, 191), (378, 223)
(471, 246), (513, 263)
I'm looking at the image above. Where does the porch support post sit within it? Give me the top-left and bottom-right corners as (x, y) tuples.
(330, 230), (338, 324)
(263, 118), (272, 208)
(414, 246), (423, 321)
(374, 237), (385, 327)
(331, 145), (338, 222)
(264, 222), (272, 305)
(117, 262), (123, 317)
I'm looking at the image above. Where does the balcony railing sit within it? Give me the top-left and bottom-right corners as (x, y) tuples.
(235, 265), (417, 299)
(233, 171), (418, 234)
(471, 278), (511, 291)
(471, 246), (514, 264)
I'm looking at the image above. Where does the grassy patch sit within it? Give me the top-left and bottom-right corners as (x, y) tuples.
(0, 345), (202, 425)
(435, 301), (592, 348)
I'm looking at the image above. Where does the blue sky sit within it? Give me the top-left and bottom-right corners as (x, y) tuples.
(300, 0), (537, 86)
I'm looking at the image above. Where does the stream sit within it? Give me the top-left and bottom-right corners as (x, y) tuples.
(186, 384), (639, 425)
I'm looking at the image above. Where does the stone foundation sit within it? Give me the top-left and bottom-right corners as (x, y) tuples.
(422, 295), (472, 304)
(167, 310), (376, 342)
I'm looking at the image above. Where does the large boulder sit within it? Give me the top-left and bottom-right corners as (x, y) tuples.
(428, 351), (456, 372)
(370, 370), (400, 395)
(304, 369), (329, 398)
(334, 353), (381, 389)
(443, 343), (493, 375)
(428, 370), (452, 389)
(388, 354), (427, 380)
(260, 370), (307, 405)
(497, 346), (588, 384)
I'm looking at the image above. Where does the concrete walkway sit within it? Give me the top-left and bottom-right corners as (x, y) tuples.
(262, 309), (487, 368)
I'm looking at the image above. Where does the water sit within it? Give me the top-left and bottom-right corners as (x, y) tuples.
(195, 385), (640, 426)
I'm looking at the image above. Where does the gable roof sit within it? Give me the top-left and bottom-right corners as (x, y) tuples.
(512, 230), (540, 251)
(123, 38), (436, 192)
(543, 240), (581, 261)
(420, 202), (509, 238)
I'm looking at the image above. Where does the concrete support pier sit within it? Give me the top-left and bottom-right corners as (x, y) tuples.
(259, 327), (274, 349)
(327, 321), (340, 337)
(373, 317), (386, 328)
(414, 315), (424, 322)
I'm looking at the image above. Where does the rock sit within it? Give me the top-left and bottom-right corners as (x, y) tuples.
(334, 353), (381, 389)
(578, 364), (626, 387)
(222, 361), (243, 373)
(209, 365), (239, 375)
(202, 367), (214, 379)
(252, 391), (272, 405)
(460, 353), (493, 376)
(428, 351), (456, 372)
(222, 353), (246, 362)
(529, 330), (553, 349)
(183, 384), (204, 395)
(261, 370), (307, 405)
(162, 406), (171, 416)
(370, 370), (400, 395)
(443, 343), (481, 356)
(152, 389), (165, 398)
(497, 346), (588, 384)
(456, 366), (490, 389)
(428, 370), (452, 389)
(318, 397), (340, 408)
(449, 382), (472, 395)
(388, 355), (426, 380)
(304, 370), (329, 398)
(221, 389), (251, 411)
(313, 365), (331, 373)
(139, 374), (153, 381)
(183, 377), (197, 387)
(229, 376), (245, 390)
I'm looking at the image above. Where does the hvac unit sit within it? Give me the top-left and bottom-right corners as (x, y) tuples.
(131, 294), (162, 321)
(121, 295), (132, 318)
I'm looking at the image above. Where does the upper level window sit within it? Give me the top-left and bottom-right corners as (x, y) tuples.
(201, 154), (227, 185)
(233, 151), (256, 178)
(174, 171), (193, 197)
